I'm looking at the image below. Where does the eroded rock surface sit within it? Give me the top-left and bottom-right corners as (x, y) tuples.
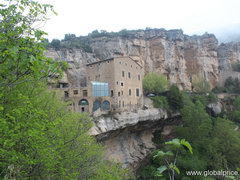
(46, 29), (219, 90)
(89, 108), (179, 169)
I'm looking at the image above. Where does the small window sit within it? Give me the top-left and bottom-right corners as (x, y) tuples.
(131, 65), (132, 68)
(116, 81), (118, 85)
(64, 91), (69, 98)
(138, 75), (141, 80)
(108, 61), (110, 63)
(121, 82), (124, 86)
(128, 72), (131, 79)
(122, 101), (124, 107)
(111, 90), (114, 97)
(129, 89), (131, 96)
(73, 90), (78, 95)
(122, 71), (125, 77)
(119, 62), (121, 64)
(119, 101), (121, 107)
(118, 92), (120, 96)
(121, 91), (123, 95)
(83, 90), (88, 97)
(136, 89), (140, 97)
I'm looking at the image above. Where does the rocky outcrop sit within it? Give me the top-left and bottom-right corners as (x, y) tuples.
(89, 30), (219, 89)
(90, 108), (168, 136)
(45, 48), (99, 87)
(218, 42), (240, 71)
(46, 29), (220, 90)
(88, 108), (179, 169)
(217, 42), (240, 84)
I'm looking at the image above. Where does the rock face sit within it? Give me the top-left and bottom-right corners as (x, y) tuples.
(45, 48), (99, 87)
(217, 42), (240, 84)
(47, 29), (219, 90)
(89, 108), (174, 169)
(218, 42), (240, 71)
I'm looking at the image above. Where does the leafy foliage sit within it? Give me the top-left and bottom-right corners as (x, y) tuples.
(143, 73), (169, 95)
(224, 77), (240, 93)
(151, 96), (169, 109)
(166, 85), (183, 111)
(0, 0), (128, 179)
(227, 96), (240, 123)
(153, 139), (193, 180)
(0, 0), (66, 88)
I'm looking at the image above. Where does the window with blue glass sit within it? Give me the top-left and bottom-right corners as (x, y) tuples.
(91, 81), (109, 97)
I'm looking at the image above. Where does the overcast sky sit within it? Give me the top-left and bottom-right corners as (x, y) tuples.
(39, 0), (240, 42)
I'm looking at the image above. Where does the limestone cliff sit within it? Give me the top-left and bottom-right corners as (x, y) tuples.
(46, 29), (219, 90)
(218, 42), (240, 71)
(89, 108), (179, 169)
(217, 42), (240, 84)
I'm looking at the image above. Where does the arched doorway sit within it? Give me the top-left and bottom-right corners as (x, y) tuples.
(93, 100), (101, 112)
(79, 99), (89, 112)
(102, 100), (110, 110)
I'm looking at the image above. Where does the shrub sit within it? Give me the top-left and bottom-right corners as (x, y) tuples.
(50, 39), (61, 50)
(151, 96), (169, 109)
(167, 85), (183, 111)
(224, 77), (240, 93)
(143, 73), (169, 95)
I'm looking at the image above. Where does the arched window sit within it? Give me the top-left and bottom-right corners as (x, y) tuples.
(79, 99), (89, 106)
(102, 100), (110, 110)
(93, 100), (101, 112)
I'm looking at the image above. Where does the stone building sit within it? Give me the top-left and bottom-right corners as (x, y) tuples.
(54, 56), (144, 114)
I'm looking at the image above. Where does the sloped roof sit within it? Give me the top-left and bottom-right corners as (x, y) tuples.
(86, 56), (143, 68)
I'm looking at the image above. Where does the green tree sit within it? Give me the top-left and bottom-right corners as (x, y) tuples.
(50, 39), (61, 50)
(0, 1), (63, 87)
(143, 73), (169, 95)
(151, 96), (169, 109)
(228, 96), (240, 123)
(0, 0), (128, 179)
(167, 85), (183, 111)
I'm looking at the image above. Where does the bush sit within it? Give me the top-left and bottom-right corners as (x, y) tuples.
(207, 92), (218, 103)
(167, 85), (183, 111)
(212, 85), (228, 93)
(50, 39), (61, 50)
(224, 77), (240, 93)
(151, 96), (169, 109)
(143, 73), (169, 95)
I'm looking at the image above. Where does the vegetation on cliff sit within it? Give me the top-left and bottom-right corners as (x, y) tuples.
(141, 75), (240, 180)
(0, 0), (128, 179)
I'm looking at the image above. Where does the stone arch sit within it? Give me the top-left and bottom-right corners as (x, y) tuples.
(93, 100), (101, 112)
(102, 100), (110, 110)
(79, 99), (89, 112)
